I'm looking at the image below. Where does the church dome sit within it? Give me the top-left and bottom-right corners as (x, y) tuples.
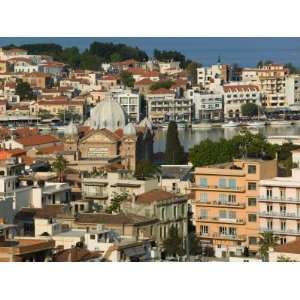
(124, 122), (136, 136)
(65, 120), (78, 137)
(90, 98), (126, 131)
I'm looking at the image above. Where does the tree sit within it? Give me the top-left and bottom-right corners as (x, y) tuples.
(257, 60), (273, 68)
(277, 255), (296, 262)
(153, 49), (186, 68)
(189, 234), (202, 256)
(52, 155), (67, 182)
(60, 47), (81, 69)
(58, 111), (82, 123)
(284, 62), (299, 74)
(163, 226), (184, 258)
(259, 232), (279, 262)
(165, 121), (186, 164)
(186, 61), (202, 84)
(241, 103), (259, 118)
(79, 51), (102, 71)
(15, 80), (36, 101)
(38, 109), (54, 119)
(105, 192), (128, 214)
(150, 80), (175, 91)
(135, 160), (160, 179)
(120, 71), (135, 88)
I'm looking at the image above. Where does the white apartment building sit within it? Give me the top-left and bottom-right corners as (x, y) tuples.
(222, 84), (261, 119)
(112, 91), (141, 122)
(197, 64), (231, 89)
(187, 89), (223, 121)
(259, 168), (300, 245)
(285, 75), (300, 107)
(81, 170), (159, 210)
(158, 61), (181, 74)
(146, 89), (192, 123)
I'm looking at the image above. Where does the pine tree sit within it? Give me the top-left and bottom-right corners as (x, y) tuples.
(165, 121), (186, 164)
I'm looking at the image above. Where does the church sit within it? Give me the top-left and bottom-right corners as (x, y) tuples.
(63, 98), (154, 172)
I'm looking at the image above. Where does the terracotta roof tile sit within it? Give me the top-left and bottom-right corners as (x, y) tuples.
(16, 134), (60, 147)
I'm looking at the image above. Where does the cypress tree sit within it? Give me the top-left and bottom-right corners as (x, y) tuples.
(165, 121), (186, 164)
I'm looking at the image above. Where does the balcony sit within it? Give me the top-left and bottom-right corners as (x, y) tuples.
(197, 217), (245, 225)
(259, 196), (300, 204)
(82, 192), (108, 199)
(260, 227), (300, 236)
(192, 200), (245, 209)
(199, 232), (246, 241)
(260, 211), (300, 220)
(190, 184), (245, 193)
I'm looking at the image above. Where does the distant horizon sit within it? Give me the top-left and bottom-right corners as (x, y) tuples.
(1, 37), (300, 67)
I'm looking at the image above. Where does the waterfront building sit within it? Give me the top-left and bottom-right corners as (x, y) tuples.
(259, 168), (300, 245)
(191, 158), (277, 258)
(222, 84), (261, 119)
(285, 74), (300, 107)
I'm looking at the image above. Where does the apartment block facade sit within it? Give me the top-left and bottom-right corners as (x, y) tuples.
(191, 159), (277, 258)
(259, 168), (300, 245)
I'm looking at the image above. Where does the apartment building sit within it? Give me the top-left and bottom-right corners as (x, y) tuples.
(223, 84), (261, 119)
(112, 91), (141, 122)
(146, 88), (192, 123)
(197, 64), (231, 89)
(187, 89), (223, 121)
(259, 168), (300, 245)
(81, 170), (159, 210)
(285, 75), (300, 107)
(191, 158), (277, 258)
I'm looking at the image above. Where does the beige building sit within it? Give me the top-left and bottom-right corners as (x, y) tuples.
(191, 158), (277, 258)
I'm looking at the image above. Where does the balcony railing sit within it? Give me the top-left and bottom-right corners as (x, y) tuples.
(190, 184), (245, 192)
(82, 192), (108, 199)
(192, 200), (245, 209)
(260, 227), (300, 236)
(198, 216), (245, 225)
(260, 211), (300, 219)
(259, 196), (300, 204)
(199, 232), (246, 241)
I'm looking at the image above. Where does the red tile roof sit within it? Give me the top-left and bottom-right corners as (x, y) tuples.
(149, 88), (173, 95)
(135, 78), (155, 85)
(16, 134), (60, 147)
(273, 240), (300, 254)
(53, 248), (101, 262)
(135, 189), (174, 204)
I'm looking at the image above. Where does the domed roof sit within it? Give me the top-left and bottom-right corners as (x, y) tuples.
(124, 122), (136, 136)
(65, 121), (78, 137)
(90, 98), (126, 131)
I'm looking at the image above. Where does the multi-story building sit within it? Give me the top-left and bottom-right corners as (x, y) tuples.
(191, 158), (277, 258)
(187, 89), (223, 121)
(259, 168), (300, 245)
(223, 84), (261, 119)
(146, 88), (192, 123)
(112, 91), (141, 122)
(285, 75), (300, 107)
(197, 64), (231, 89)
(261, 93), (286, 108)
(81, 170), (159, 210)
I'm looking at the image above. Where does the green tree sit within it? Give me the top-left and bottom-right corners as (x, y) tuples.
(259, 232), (279, 262)
(120, 71), (135, 88)
(105, 192), (128, 214)
(38, 109), (54, 119)
(241, 103), (259, 118)
(52, 155), (67, 182)
(165, 121), (186, 164)
(186, 61), (202, 84)
(135, 160), (161, 179)
(153, 49), (186, 68)
(277, 255), (296, 262)
(163, 226), (184, 258)
(79, 51), (102, 71)
(15, 80), (36, 101)
(150, 80), (175, 91)
(60, 47), (81, 69)
(284, 62), (299, 74)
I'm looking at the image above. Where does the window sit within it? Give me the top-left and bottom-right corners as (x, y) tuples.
(219, 226), (227, 235)
(228, 179), (237, 189)
(248, 214), (257, 222)
(200, 209), (208, 219)
(228, 227), (236, 236)
(297, 222), (300, 232)
(90, 234), (95, 240)
(80, 204), (84, 211)
(161, 208), (165, 220)
(173, 206), (177, 218)
(248, 165), (256, 174)
(267, 220), (273, 230)
(248, 182), (256, 190)
(248, 198), (256, 206)
(280, 188), (286, 200)
(200, 192), (208, 203)
(219, 210), (227, 219)
(280, 237), (287, 245)
(200, 225), (208, 234)
(200, 177), (208, 187)
(219, 193), (226, 203)
(280, 205), (286, 214)
(249, 237), (257, 245)
(228, 195), (236, 203)
(219, 178), (226, 188)
(280, 221), (286, 231)
(228, 211), (236, 219)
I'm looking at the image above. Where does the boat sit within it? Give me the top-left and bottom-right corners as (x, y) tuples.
(247, 121), (265, 127)
(269, 120), (291, 126)
(192, 122), (212, 129)
(222, 121), (240, 128)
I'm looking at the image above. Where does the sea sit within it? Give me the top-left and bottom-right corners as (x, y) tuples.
(1, 37), (300, 67)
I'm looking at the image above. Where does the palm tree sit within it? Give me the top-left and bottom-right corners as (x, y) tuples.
(52, 155), (67, 182)
(259, 232), (279, 262)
